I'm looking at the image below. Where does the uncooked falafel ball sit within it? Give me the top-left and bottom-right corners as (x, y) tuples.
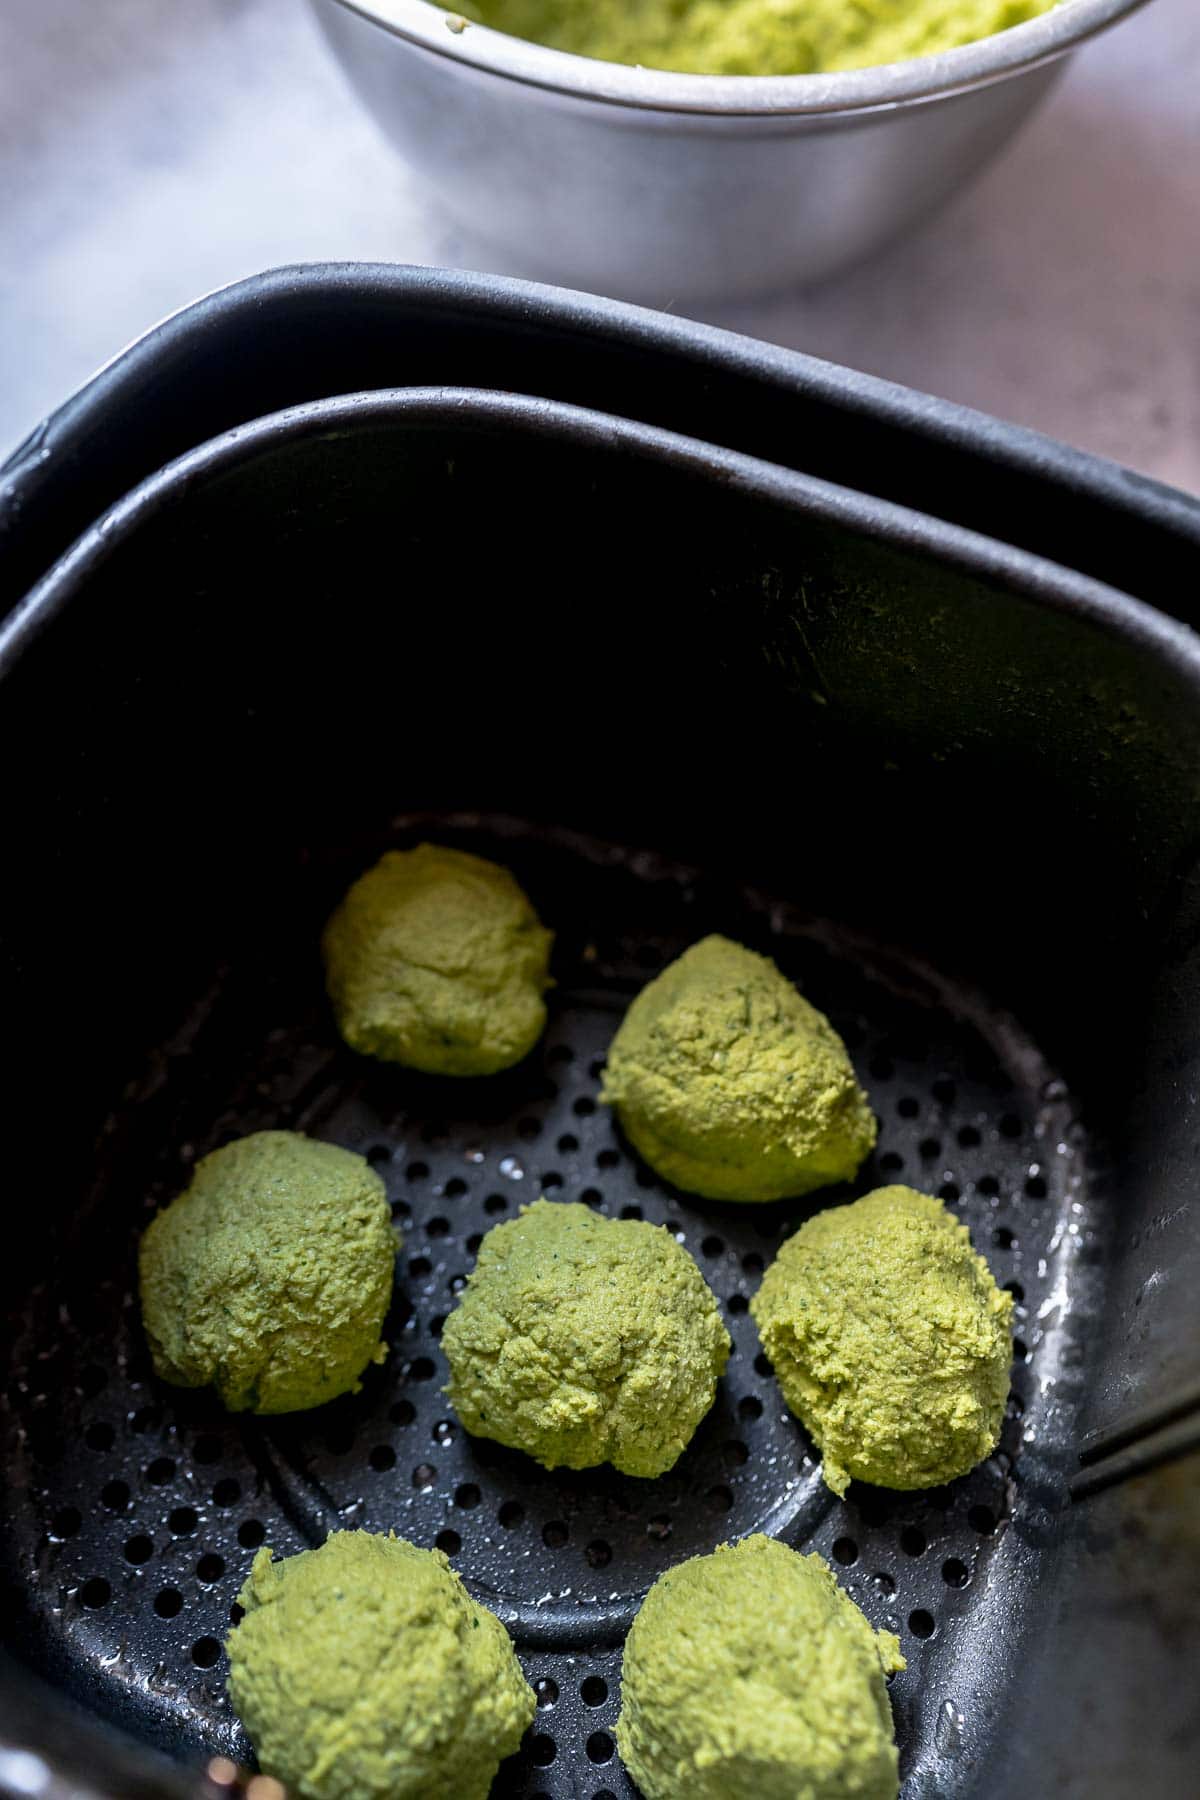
(139, 1131), (395, 1414)
(322, 843), (553, 1076)
(752, 1184), (1013, 1494)
(442, 1199), (730, 1477)
(601, 935), (875, 1201)
(617, 1534), (904, 1800)
(227, 1531), (535, 1800)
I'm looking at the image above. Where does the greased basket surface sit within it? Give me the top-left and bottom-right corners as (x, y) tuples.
(3, 817), (1101, 1798)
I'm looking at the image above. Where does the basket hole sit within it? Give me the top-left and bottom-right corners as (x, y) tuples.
(573, 1097), (596, 1117)
(154, 1587), (183, 1619)
(701, 1236), (724, 1258)
(530, 1733), (557, 1766)
(977, 1174), (1000, 1197)
(1025, 1174), (1047, 1199)
(211, 1478), (240, 1508)
(196, 1553), (225, 1583)
(192, 1637), (221, 1668)
(557, 1134), (579, 1154)
(900, 1527), (926, 1557)
(542, 1520), (569, 1548)
(722, 1440), (749, 1467)
(727, 1295), (748, 1315)
(994, 1227), (1016, 1250)
(238, 1519), (265, 1549)
(619, 1204), (643, 1221)
(484, 1194), (507, 1215)
(542, 1171), (564, 1190)
(942, 1558), (970, 1588)
(498, 1500), (525, 1529)
(432, 1419), (456, 1446)
(52, 1507), (82, 1538)
(367, 1144), (391, 1167)
(897, 1097), (919, 1119)
(146, 1457), (175, 1486)
(938, 1182), (960, 1202)
(957, 1125), (981, 1148)
(426, 1217), (450, 1239)
(919, 1138), (941, 1161)
(79, 1577), (110, 1609)
(412, 1463), (437, 1490)
(581, 1676), (608, 1707)
(124, 1535), (154, 1565)
(998, 1113), (1021, 1138)
(455, 1483), (482, 1510)
(909, 1609), (936, 1640)
(101, 1481), (130, 1513)
(436, 1530), (461, 1556)
(535, 1677), (558, 1708)
(85, 1422), (114, 1452)
(585, 1540), (612, 1569)
(705, 1485), (733, 1513)
(968, 1505), (996, 1535)
(169, 1506), (198, 1535)
(408, 1358), (436, 1382)
(407, 1161), (430, 1182)
(390, 1399), (415, 1426)
(741, 1253), (764, 1278)
(586, 1732), (615, 1766)
(832, 1537), (858, 1566)
(581, 1188), (603, 1208)
(737, 1395), (763, 1421)
(879, 1152), (904, 1174)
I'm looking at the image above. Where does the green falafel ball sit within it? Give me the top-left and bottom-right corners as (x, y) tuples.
(442, 1199), (730, 1476)
(617, 1535), (905, 1800)
(601, 934), (876, 1201)
(752, 1185), (1014, 1494)
(227, 1531), (535, 1800)
(138, 1131), (394, 1415)
(322, 843), (553, 1076)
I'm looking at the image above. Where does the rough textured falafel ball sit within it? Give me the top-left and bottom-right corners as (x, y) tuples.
(442, 1199), (730, 1476)
(227, 1531), (535, 1800)
(139, 1131), (394, 1414)
(322, 843), (553, 1076)
(617, 1534), (904, 1800)
(601, 935), (875, 1201)
(752, 1185), (1013, 1494)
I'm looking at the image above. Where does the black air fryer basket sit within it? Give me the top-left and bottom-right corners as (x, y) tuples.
(0, 384), (1197, 1800)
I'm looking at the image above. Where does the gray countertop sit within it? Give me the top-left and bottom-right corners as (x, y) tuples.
(1, 0), (1197, 492)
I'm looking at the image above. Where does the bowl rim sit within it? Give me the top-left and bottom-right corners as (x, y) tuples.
(315, 0), (1150, 117)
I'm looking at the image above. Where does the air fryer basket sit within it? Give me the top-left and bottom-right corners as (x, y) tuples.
(0, 390), (1198, 1800)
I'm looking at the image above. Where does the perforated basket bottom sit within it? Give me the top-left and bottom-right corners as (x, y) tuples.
(2, 817), (1103, 1798)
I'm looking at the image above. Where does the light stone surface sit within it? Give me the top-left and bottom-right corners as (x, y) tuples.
(1, 0), (1196, 491)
